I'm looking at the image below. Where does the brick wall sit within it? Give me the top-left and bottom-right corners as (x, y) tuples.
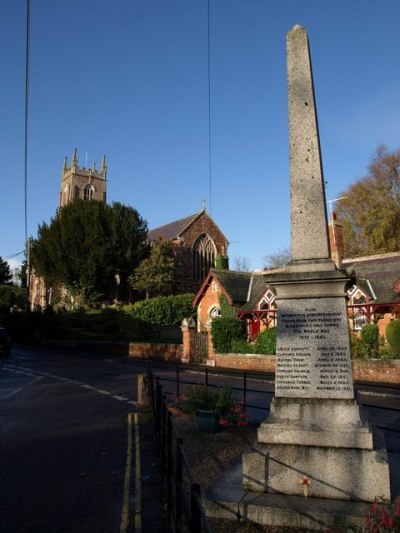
(215, 354), (400, 384)
(197, 281), (221, 330)
(128, 342), (182, 362)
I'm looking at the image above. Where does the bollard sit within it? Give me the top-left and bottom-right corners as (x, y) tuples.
(137, 373), (151, 407)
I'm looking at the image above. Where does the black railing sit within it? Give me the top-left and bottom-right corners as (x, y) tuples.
(147, 364), (212, 533)
(153, 363), (273, 419)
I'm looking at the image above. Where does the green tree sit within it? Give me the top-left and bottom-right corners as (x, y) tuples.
(336, 145), (400, 257)
(30, 200), (148, 304)
(0, 257), (12, 285)
(129, 239), (175, 299)
(0, 285), (27, 314)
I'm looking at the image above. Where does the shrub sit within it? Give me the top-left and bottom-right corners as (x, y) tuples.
(254, 328), (276, 355)
(231, 338), (255, 354)
(361, 324), (380, 358)
(219, 294), (235, 318)
(211, 317), (247, 353)
(123, 293), (196, 328)
(350, 332), (367, 359)
(386, 320), (400, 357)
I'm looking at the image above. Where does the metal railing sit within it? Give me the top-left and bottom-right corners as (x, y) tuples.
(152, 363), (273, 420)
(148, 364), (212, 533)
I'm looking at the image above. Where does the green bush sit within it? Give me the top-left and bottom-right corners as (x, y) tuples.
(386, 320), (400, 357)
(254, 328), (276, 355)
(123, 293), (196, 328)
(219, 294), (236, 318)
(231, 338), (255, 354)
(360, 324), (380, 358)
(211, 317), (247, 353)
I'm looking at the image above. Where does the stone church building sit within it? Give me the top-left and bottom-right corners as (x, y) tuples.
(59, 148), (107, 207)
(29, 151), (229, 307)
(29, 149), (108, 309)
(148, 209), (229, 294)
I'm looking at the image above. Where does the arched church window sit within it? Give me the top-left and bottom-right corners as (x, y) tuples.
(84, 184), (95, 200)
(193, 234), (216, 281)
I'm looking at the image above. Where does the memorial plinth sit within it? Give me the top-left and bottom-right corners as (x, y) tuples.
(242, 24), (390, 502)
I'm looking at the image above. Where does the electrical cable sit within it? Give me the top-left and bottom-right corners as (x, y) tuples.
(207, 0), (212, 216)
(24, 0), (30, 243)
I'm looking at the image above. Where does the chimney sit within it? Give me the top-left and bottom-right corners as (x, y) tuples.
(328, 211), (344, 268)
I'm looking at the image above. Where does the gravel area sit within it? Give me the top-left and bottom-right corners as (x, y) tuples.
(170, 408), (312, 533)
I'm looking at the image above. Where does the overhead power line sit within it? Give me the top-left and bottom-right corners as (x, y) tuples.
(207, 0), (212, 216)
(24, 0), (30, 243)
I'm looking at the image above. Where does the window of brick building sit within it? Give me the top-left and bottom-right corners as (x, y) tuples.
(193, 234), (216, 281)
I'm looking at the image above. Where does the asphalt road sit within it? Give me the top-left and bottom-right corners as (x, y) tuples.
(0, 346), (165, 533)
(2, 345), (400, 532)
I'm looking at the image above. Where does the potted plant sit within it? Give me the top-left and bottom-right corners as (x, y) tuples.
(183, 385), (219, 433)
(173, 385), (249, 433)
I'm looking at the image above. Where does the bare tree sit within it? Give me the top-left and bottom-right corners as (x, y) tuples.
(263, 246), (291, 269)
(232, 256), (252, 272)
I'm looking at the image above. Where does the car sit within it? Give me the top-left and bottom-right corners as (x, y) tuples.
(0, 327), (11, 357)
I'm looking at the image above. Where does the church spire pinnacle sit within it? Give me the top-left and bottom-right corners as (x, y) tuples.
(101, 155), (107, 178)
(72, 148), (78, 169)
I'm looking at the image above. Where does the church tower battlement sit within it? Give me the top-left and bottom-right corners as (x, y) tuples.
(59, 148), (107, 207)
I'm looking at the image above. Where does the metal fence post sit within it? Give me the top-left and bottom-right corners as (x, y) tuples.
(190, 484), (201, 533)
(166, 410), (173, 510)
(176, 364), (180, 397)
(175, 438), (183, 532)
(243, 370), (247, 412)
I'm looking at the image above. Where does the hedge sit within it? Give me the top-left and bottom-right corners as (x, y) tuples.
(211, 317), (247, 353)
(123, 293), (196, 327)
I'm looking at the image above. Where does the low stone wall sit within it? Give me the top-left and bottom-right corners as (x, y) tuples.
(128, 342), (183, 362)
(215, 354), (400, 385)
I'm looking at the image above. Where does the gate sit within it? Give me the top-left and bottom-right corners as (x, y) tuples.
(191, 332), (208, 364)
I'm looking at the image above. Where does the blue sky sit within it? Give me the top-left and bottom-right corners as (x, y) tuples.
(1, 0), (400, 272)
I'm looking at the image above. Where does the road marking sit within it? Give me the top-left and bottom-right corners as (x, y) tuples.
(120, 412), (134, 533)
(120, 413), (142, 533)
(134, 413), (142, 532)
(3, 376), (43, 399)
(3, 363), (138, 405)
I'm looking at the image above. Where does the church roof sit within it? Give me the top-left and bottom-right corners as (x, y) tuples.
(147, 212), (202, 241)
(343, 252), (400, 305)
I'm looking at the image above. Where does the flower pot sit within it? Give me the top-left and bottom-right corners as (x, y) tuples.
(196, 409), (218, 433)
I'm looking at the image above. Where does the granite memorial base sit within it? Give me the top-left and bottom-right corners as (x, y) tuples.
(243, 398), (391, 502)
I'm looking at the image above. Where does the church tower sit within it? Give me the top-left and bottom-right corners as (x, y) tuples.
(59, 148), (107, 207)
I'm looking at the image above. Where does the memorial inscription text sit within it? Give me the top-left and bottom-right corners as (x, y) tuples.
(275, 299), (353, 399)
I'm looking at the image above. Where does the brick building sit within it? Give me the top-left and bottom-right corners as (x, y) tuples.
(193, 215), (400, 341)
(148, 209), (229, 294)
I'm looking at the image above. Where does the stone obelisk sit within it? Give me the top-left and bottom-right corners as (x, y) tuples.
(242, 25), (390, 502)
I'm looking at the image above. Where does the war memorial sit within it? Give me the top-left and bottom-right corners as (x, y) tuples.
(206, 25), (393, 530)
